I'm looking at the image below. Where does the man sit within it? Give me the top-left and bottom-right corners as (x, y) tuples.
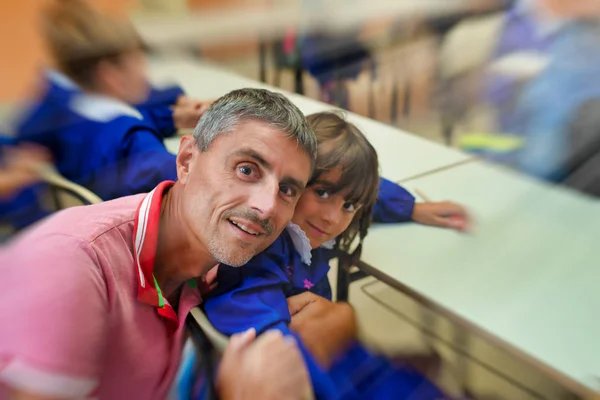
(0, 88), (355, 399)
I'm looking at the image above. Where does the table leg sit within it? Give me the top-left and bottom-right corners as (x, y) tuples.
(453, 325), (472, 397)
(419, 306), (437, 352)
(294, 66), (304, 95)
(259, 40), (267, 83)
(560, 393), (584, 400)
(336, 255), (351, 302)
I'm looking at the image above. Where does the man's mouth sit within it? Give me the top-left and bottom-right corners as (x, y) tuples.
(227, 218), (263, 236)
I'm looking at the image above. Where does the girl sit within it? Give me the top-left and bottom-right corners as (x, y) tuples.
(193, 112), (452, 399)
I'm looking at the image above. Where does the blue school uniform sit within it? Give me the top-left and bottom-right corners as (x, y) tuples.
(513, 21), (600, 180)
(15, 69), (184, 142)
(2, 70), (182, 228)
(373, 177), (415, 223)
(200, 220), (442, 400)
(27, 93), (177, 201)
(137, 85), (185, 139)
(12, 70), (180, 202)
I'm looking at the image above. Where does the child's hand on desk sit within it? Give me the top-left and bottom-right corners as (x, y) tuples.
(412, 201), (470, 232)
(288, 292), (358, 368)
(173, 96), (214, 129)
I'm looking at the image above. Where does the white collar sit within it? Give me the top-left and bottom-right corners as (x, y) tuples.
(46, 69), (79, 91)
(286, 223), (313, 265)
(69, 93), (143, 122)
(285, 223), (337, 265)
(321, 238), (336, 249)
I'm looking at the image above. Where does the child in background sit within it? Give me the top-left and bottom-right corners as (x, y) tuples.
(13, 0), (211, 202)
(190, 112), (459, 399)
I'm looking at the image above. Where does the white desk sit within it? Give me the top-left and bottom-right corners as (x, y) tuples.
(150, 56), (473, 182)
(358, 160), (600, 397)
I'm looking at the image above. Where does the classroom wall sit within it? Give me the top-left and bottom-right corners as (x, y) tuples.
(0, 0), (137, 103)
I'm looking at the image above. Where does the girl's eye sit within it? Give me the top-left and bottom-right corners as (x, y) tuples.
(343, 202), (356, 212)
(315, 188), (329, 199)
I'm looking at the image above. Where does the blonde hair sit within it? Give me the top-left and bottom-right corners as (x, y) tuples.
(42, 0), (144, 87)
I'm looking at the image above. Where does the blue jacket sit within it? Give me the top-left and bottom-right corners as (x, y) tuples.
(201, 200), (442, 399)
(513, 22), (600, 180)
(373, 177), (415, 223)
(1, 75), (182, 229)
(19, 96), (177, 201)
(15, 70), (184, 141)
(10, 72), (181, 206)
(484, 14), (600, 180)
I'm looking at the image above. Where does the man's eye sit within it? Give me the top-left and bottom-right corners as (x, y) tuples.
(280, 185), (295, 197)
(236, 163), (260, 181)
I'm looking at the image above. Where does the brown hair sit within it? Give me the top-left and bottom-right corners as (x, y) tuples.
(41, 0), (145, 88)
(306, 112), (380, 261)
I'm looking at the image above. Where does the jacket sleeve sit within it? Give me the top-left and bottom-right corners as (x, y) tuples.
(371, 177), (416, 223)
(203, 239), (339, 399)
(98, 126), (178, 199)
(135, 85), (185, 139)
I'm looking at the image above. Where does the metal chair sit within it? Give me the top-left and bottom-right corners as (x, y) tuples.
(37, 165), (102, 209)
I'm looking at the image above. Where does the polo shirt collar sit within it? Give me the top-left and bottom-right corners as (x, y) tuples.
(132, 181), (200, 330)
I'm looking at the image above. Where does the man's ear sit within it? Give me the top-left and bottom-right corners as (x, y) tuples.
(176, 135), (197, 184)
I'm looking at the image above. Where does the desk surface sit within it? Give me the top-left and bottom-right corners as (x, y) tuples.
(151, 57), (472, 182)
(360, 160), (600, 396)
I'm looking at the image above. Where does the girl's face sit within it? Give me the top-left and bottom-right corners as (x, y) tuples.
(291, 168), (361, 249)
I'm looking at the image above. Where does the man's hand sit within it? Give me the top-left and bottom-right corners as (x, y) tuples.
(172, 96), (214, 130)
(218, 329), (310, 400)
(411, 201), (470, 231)
(287, 292), (357, 368)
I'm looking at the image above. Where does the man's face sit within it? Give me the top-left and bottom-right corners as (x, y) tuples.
(177, 120), (312, 266)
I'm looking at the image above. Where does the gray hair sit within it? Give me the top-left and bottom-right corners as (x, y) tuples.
(192, 88), (317, 165)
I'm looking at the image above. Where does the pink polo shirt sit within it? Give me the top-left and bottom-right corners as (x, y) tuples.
(0, 181), (202, 399)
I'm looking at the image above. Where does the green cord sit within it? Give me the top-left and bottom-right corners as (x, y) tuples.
(153, 275), (165, 308)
